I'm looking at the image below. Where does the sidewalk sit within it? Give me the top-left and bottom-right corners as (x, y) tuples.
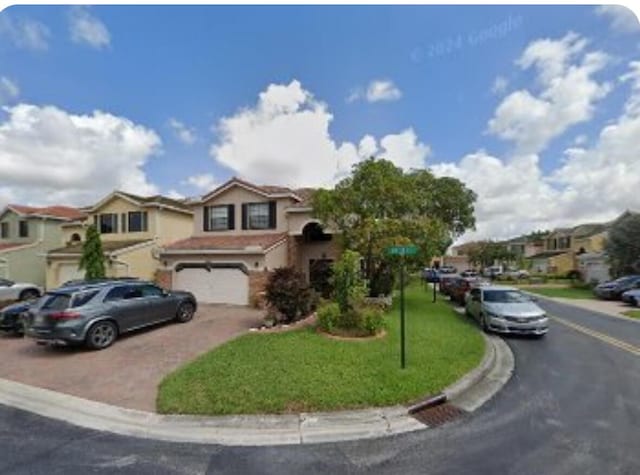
(533, 295), (640, 324)
(0, 334), (513, 446)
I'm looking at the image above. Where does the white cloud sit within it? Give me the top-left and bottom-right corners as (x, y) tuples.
(166, 189), (185, 200)
(0, 15), (50, 51)
(491, 76), (509, 94)
(210, 80), (426, 188)
(168, 118), (196, 145)
(595, 5), (640, 34)
(488, 32), (611, 154)
(183, 173), (218, 192)
(573, 134), (587, 145)
(347, 79), (402, 103)
(69, 6), (111, 49)
(0, 104), (161, 209)
(0, 77), (19, 104)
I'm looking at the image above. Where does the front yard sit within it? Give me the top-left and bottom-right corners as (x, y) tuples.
(157, 282), (485, 415)
(622, 310), (640, 319)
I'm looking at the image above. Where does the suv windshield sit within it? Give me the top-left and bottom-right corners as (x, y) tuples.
(40, 293), (71, 311)
(484, 290), (530, 303)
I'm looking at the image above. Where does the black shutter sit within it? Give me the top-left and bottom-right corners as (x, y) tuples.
(227, 204), (235, 230)
(241, 204), (248, 230)
(121, 213), (127, 233)
(203, 206), (210, 232)
(268, 201), (277, 229)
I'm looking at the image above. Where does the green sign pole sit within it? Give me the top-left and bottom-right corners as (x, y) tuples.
(400, 251), (406, 369)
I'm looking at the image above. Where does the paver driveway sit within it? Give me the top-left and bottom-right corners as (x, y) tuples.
(0, 304), (262, 411)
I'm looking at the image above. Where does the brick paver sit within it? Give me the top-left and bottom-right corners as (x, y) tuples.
(0, 305), (262, 411)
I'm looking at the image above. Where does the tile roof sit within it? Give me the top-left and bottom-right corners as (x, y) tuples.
(8, 204), (85, 220)
(164, 232), (288, 251)
(528, 250), (569, 259)
(0, 243), (25, 252)
(116, 191), (191, 212)
(48, 239), (153, 255)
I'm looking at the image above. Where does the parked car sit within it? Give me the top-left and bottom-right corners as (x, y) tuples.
(460, 269), (478, 278)
(503, 269), (530, 279)
(465, 285), (548, 337)
(621, 288), (640, 307)
(24, 281), (197, 350)
(422, 268), (440, 283)
(449, 277), (481, 305)
(0, 278), (42, 301)
(60, 277), (140, 287)
(0, 300), (34, 336)
(439, 274), (460, 296)
(593, 275), (640, 300)
(439, 265), (457, 274)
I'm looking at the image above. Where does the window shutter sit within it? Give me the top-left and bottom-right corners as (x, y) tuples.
(121, 213), (127, 233)
(268, 201), (277, 229)
(143, 212), (148, 232)
(241, 204), (248, 230)
(113, 214), (119, 233)
(93, 215), (98, 229)
(227, 204), (235, 230)
(203, 206), (210, 232)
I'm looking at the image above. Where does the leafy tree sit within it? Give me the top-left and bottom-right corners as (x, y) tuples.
(79, 224), (106, 279)
(466, 241), (515, 269)
(312, 158), (476, 295)
(605, 211), (640, 276)
(265, 267), (317, 323)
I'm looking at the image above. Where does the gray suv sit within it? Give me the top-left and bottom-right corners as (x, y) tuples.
(24, 281), (197, 350)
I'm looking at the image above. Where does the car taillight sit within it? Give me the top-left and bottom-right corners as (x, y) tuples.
(50, 311), (82, 320)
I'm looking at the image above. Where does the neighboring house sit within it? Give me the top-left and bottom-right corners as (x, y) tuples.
(0, 204), (85, 287)
(528, 221), (610, 276)
(158, 178), (339, 305)
(46, 191), (193, 288)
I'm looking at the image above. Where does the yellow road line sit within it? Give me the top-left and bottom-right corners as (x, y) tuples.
(551, 316), (640, 357)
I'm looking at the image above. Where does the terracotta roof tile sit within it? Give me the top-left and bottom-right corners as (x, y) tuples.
(48, 239), (153, 255)
(8, 204), (85, 220)
(165, 233), (288, 251)
(0, 243), (24, 252)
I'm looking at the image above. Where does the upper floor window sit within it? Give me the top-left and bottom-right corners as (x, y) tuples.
(99, 213), (118, 234)
(128, 211), (148, 233)
(204, 205), (234, 231)
(19, 220), (28, 238)
(0, 222), (8, 239)
(243, 202), (276, 230)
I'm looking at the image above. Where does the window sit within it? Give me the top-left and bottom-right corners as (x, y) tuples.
(242, 202), (276, 230)
(140, 284), (163, 297)
(104, 285), (130, 302)
(0, 222), (8, 239)
(41, 293), (72, 310)
(99, 214), (118, 234)
(204, 205), (234, 231)
(19, 220), (28, 238)
(71, 290), (99, 308)
(128, 211), (148, 233)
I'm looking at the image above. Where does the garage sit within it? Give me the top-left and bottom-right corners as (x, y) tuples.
(173, 264), (249, 305)
(57, 263), (85, 285)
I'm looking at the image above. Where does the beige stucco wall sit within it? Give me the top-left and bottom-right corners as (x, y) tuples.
(264, 241), (288, 270)
(60, 222), (87, 247)
(297, 239), (339, 280)
(573, 231), (607, 254)
(0, 209), (38, 246)
(193, 187), (297, 237)
(87, 195), (191, 244)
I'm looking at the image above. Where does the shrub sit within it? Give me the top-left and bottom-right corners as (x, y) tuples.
(369, 263), (394, 296)
(316, 302), (341, 333)
(265, 267), (315, 324)
(332, 250), (367, 314)
(359, 305), (386, 335)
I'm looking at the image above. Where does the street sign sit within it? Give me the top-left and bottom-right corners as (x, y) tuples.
(386, 245), (418, 256)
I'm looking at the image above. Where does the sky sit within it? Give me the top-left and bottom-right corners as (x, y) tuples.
(1, 4), (639, 242)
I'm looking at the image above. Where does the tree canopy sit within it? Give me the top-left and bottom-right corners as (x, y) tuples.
(312, 158), (476, 295)
(79, 224), (106, 280)
(466, 241), (516, 269)
(605, 211), (640, 276)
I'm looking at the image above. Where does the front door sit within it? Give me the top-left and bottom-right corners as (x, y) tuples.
(309, 259), (333, 298)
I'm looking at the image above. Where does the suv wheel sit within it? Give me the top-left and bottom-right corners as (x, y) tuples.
(176, 302), (195, 323)
(86, 321), (117, 350)
(19, 289), (40, 301)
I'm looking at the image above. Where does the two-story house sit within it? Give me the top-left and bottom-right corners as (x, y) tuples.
(45, 191), (193, 288)
(158, 178), (339, 305)
(0, 204), (85, 287)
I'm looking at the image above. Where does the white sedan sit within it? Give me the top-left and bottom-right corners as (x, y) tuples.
(0, 278), (42, 301)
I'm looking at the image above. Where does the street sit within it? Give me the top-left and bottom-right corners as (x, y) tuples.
(1, 298), (638, 475)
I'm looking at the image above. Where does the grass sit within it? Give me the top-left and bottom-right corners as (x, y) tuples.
(622, 310), (640, 319)
(157, 282), (485, 415)
(523, 286), (595, 300)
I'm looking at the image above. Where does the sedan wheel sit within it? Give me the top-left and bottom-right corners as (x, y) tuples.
(86, 321), (117, 350)
(176, 302), (195, 323)
(481, 314), (491, 333)
(19, 289), (40, 301)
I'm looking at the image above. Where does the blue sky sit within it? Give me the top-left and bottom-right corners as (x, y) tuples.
(1, 5), (639, 240)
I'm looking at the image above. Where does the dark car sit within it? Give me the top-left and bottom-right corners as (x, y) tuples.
(24, 281), (196, 350)
(0, 301), (34, 336)
(422, 268), (440, 283)
(439, 274), (460, 296)
(593, 275), (640, 300)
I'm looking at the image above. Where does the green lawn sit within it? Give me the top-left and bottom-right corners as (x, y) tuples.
(622, 310), (640, 319)
(157, 283), (485, 415)
(524, 286), (595, 300)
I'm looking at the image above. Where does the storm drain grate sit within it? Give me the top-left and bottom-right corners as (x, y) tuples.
(410, 403), (467, 427)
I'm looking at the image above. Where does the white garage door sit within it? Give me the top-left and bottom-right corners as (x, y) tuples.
(57, 263), (84, 286)
(173, 266), (249, 305)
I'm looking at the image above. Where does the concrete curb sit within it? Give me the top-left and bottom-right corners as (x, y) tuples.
(528, 293), (640, 325)
(0, 333), (514, 446)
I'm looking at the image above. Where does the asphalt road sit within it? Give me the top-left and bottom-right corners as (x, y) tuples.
(1, 298), (638, 475)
